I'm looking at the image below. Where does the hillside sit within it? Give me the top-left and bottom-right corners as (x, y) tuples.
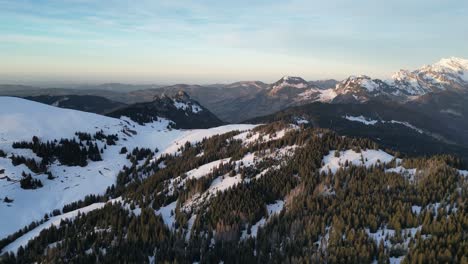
(0, 97), (253, 240)
(246, 101), (468, 161)
(1, 120), (466, 263)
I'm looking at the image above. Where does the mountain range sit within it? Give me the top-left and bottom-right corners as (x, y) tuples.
(0, 58), (467, 263)
(2, 57), (467, 123)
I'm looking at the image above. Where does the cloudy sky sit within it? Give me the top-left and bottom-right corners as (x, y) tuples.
(1, 0), (467, 85)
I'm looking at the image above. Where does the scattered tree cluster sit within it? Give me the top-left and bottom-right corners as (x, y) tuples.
(19, 174), (43, 190)
(12, 135), (104, 167)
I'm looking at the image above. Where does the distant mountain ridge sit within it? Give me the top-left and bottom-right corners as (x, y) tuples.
(332, 57), (468, 103)
(122, 57), (468, 121)
(24, 95), (127, 115)
(1, 57), (467, 122)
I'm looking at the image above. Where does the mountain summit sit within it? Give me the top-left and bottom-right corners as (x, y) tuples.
(269, 76), (310, 94)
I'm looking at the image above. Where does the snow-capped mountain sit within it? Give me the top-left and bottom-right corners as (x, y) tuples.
(270, 58), (468, 104)
(332, 75), (396, 102)
(390, 57), (468, 94)
(332, 57), (468, 102)
(266, 76), (340, 104)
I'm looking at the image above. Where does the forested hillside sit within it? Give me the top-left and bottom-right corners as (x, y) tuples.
(2, 122), (467, 263)
(247, 101), (468, 162)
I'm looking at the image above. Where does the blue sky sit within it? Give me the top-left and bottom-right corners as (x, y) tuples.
(1, 0), (467, 85)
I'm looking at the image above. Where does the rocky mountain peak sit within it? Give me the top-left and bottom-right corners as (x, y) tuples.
(175, 90), (191, 100)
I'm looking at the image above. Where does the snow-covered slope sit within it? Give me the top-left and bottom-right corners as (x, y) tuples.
(0, 97), (255, 238)
(1, 197), (123, 254)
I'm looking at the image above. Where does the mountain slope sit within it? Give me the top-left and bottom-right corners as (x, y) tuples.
(0, 97), (254, 239)
(1, 121), (466, 263)
(107, 91), (224, 129)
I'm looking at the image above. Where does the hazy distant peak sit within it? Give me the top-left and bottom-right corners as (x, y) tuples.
(224, 81), (267, 89)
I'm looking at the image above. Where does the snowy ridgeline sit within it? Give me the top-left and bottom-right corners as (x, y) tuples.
(0, 97), (256, 239)
(343, 115), (423, 134)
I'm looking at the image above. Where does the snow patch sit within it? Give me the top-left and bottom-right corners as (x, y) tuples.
(360, 79), (379, 92)
(173, 101), (203, 114)
(267, 200), (284, 216)
(388, 120), (423, 134)
(241, 200), (284, 239)
(208, 174), (242, 194)
(294, 117), (309, 125)
(385, 166), (417, 181)
(344, 115), (378, 125)
(155, 201), (177, 230)
(343, 115), (423, 134)
(186, 158), (231, 180)
(321, 149), (396, 174)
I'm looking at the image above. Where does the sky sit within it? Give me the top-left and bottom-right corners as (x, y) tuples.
(0, 0), (467, 86)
